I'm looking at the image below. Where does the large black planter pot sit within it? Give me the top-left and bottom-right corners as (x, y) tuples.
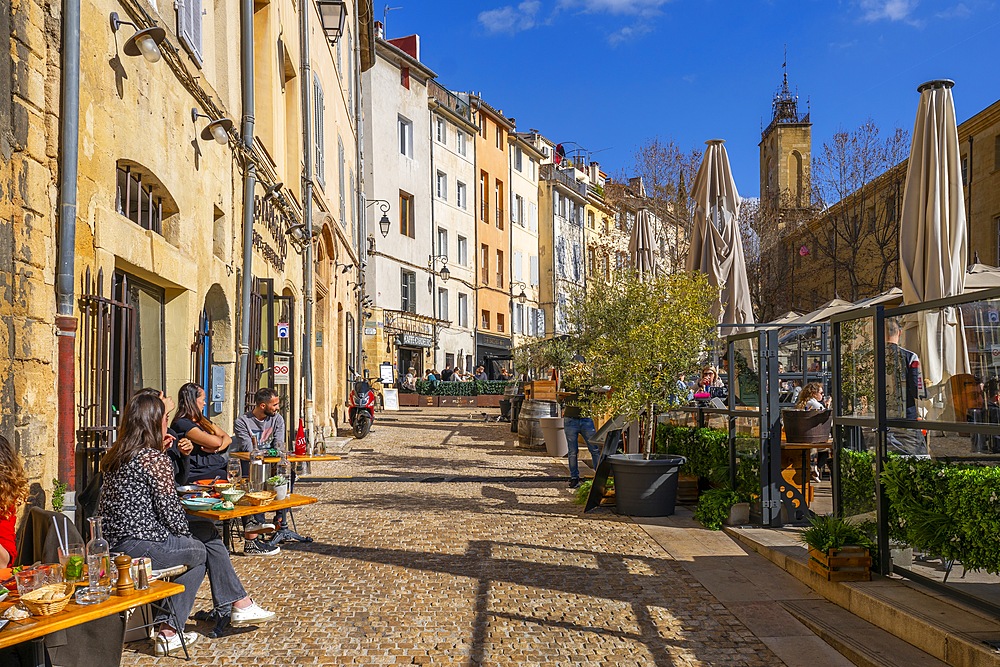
(608, 454), (687, 517)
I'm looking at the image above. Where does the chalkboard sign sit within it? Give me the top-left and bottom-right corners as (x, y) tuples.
(585, 420), (627, 513)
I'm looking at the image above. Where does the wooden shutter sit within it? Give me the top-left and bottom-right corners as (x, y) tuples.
(178, 0), (203, 66)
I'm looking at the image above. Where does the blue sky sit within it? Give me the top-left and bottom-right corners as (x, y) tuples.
(380, 0), (1000, 198)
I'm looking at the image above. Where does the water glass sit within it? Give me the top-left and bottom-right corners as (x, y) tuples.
(59, 543), (86, 582)
(14, 568), (42, 596)
(38, 564), (64, 586)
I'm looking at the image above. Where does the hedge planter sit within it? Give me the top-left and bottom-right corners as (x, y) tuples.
(808, 546), (871, 582)
(782, 408), (832, 443)
(398, 393), (419, 407)
(476, 394), (503, 408)
(608, 454), (687, 517)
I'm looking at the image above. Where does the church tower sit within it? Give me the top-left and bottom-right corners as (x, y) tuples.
(759, 64), (812, 229)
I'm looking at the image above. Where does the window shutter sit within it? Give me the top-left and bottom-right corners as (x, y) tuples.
(178, 0), (203, 66)
(530, 256), (538, 286)
(314, 78), (324, 183)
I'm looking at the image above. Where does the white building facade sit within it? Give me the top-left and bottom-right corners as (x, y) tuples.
(428, 81), (478, 373)
(508, 132), (545, 346)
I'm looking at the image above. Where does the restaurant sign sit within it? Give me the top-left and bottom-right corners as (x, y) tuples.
(253, 194), (290, 272)
(398, 333), (433, 348)
(476, 332), (512, 350)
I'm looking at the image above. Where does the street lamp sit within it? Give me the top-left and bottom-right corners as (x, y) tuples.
(365, 199), (391, 238)
(192, 108), (234, 145)
(510, 281), (528, 305)
(429, 255), (450, 282)
(110, 12), (166, 63)
(315, 0), (347, 44)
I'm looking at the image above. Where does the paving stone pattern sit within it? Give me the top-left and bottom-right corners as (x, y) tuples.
(122, 409), (785, 666)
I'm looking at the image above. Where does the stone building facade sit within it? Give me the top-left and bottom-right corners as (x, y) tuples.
(0, 0), (61, 498)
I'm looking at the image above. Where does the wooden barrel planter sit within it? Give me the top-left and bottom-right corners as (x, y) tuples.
(517, 399), (558, 450)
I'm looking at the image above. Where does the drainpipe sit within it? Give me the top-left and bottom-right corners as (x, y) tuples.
(299, 0), (315, 452)
(354, 8), (366, 380)
(56, 0), (81, 496)
(237, 0), (256, 414)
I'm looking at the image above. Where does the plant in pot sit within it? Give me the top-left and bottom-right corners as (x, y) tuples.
(265, 474), (289, 501)
(800, 514), (875, 581)
(694, 488), (749, 530)
(570, 270), (718, 517)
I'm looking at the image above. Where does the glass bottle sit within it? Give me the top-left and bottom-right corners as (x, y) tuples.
(83, 516), (111, 603)
(249, 434), (267, 492)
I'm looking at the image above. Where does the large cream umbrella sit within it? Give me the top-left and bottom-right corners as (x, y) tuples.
(687, 139), (755, 335)
(629, 208), (654, 278)
(899, 79), (969, 392)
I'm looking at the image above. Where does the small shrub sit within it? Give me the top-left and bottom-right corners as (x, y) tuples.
(800, 514), (875, 553)
(694, 489), (743, 530)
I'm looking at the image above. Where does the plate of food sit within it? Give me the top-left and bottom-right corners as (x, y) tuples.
(180, 497), (218, 510)
(195, 479), (232, 489)
(175, 484), (204, 494)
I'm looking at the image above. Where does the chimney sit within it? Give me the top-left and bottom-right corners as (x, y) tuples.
(388, 34), (420, 61)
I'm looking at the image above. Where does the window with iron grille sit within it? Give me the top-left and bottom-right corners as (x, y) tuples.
(115, 163), (174, 235)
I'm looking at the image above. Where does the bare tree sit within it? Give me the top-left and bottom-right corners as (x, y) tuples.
(624, 137), (702, 271)
(808, 119), (909, 301)
(740, 197), (801, 321)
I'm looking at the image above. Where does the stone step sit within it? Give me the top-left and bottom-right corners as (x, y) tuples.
(727, 527), (1000, 667)
(782, 598), (949, 667)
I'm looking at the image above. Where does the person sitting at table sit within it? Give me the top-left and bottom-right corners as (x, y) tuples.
(795, 382), (831, 483)
(171, 382), (232, 485)
(231, 388), (286, 556)
(136, 389), (276, 635)
(440, 364), (454, 382)
(401, 367), (418, 392)
(694, 365), (725, 399)
(0, 434), (28, 569)
(98, 393), (208, 656)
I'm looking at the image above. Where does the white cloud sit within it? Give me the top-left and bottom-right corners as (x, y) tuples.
(558, 0), (673, 15)
(478, 1), (543, 34)
(935, 2), (973, 18)
(858, 0), (920, 22)
(606, 22), (652, 45)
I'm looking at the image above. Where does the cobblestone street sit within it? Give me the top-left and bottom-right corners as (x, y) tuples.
(122, 408), (800, 666)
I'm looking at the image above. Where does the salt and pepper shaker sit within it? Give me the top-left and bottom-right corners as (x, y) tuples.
(136, 562), (149, 590)
(114, 554), (134, 596)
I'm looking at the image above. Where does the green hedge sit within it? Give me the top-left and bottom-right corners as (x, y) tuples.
(840, 449), (877, 517)
(414, 380), (515, 396)
(655, 425), (729, 483)
(882, 457), (1000, 574)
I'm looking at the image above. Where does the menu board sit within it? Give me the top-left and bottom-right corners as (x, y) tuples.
(382, 388), (399, 411)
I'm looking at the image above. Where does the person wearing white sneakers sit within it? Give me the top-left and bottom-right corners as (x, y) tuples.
(98, 393), (208, 656)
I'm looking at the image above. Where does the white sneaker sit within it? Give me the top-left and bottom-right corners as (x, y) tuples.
(231, 601), (276, 627)
(153, 630), (200, 656)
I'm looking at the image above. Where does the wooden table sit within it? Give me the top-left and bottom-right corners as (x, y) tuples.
(0, 580), (183, 666)
(185, 493), (319, 552)
(228, 452), (341, 463)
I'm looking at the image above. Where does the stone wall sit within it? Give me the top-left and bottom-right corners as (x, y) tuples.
(0, 0), (61, 501)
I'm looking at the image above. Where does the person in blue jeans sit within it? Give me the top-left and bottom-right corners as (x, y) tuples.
(561, 359), (605, 489)
(564, 414), (600, 489)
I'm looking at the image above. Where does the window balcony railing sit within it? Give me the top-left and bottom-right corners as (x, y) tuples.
(496, 273), (504, 289)
(481, 268), (489, 285)
(496, 206), (504, 229)
(480, 201), (488, 222)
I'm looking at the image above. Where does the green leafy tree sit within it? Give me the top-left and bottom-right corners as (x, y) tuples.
(570, 270), (717, 455)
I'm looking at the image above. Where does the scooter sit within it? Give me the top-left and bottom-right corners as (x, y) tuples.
(348, 378), (376, 439)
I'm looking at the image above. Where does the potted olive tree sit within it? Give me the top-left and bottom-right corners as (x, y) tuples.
(571, 270), (717, 516)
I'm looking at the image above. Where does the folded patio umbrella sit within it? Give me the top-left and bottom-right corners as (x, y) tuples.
(899, 79), (970, 390)
(629, 207), (654, 278)
(687, 140), (755, 335)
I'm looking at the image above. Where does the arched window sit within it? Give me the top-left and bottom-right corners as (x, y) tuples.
(789, 151), (804, 206)
(115, 160), (179, 239)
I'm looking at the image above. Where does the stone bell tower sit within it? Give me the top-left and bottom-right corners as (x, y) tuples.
(759, 62), (812, 230)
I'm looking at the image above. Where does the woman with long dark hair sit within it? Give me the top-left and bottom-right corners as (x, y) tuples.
(135, 388), (275, 633)
(0, 435), (28, 568)
(98, 393), (208, 656)
(171, 382), (232, 484)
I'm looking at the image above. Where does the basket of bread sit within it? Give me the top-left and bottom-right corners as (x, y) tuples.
(242, 491), (276, 506)
(20, 582), (75, 616)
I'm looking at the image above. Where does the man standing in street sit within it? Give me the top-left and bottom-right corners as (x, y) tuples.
(561, 356), (605, 489)
(231, 388), (285, 556)
(884, 317), (928, 455)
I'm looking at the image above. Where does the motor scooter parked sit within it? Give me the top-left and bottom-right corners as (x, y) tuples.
(348, 378), (376, 439)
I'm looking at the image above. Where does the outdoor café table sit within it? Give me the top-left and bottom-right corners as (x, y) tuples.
(228, 452), (341, 492)
(0, 580), (184, 667)
(184, 493), (319, 552)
